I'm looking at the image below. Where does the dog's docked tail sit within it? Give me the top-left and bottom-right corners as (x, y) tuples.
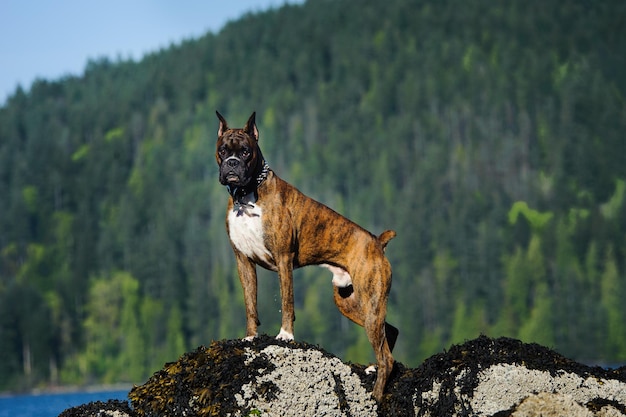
(377, 230), (396, 252)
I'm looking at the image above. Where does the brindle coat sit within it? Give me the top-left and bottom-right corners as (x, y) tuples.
(215, 111), (398, 401)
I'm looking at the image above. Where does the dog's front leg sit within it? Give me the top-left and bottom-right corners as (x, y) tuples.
(276, 253), (295, 340)
(235, 252), (260, 340)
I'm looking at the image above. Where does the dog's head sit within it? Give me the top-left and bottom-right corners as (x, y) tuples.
(215, 111), (263, 188)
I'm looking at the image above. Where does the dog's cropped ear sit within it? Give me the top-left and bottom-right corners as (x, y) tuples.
(216, 111), (228, 137)
(244, 112), (259, 142)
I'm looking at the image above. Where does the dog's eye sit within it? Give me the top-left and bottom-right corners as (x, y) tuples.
(218, 147), (228, 157)
(240, 148), (251, 158)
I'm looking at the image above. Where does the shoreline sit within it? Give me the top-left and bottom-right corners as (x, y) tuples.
(0, 383), (132, 398)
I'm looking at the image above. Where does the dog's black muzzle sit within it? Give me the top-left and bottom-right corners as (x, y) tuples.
(219, 157), (251, 186)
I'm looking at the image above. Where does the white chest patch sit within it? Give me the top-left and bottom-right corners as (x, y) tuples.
(228, 204), (272, 264)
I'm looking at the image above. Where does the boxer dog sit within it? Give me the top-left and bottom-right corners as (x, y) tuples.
(215, 111), (398, 401)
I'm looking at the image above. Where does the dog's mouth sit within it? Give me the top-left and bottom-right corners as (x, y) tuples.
(220, 168), (249, 187)
(226, 173), (239, 182)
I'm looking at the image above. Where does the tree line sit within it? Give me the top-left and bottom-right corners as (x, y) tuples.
(0, 0), (624, 391)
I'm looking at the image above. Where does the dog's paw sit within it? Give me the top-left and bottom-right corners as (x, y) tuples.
(276, 328), (294, 341)
(365, 365), (377, 375)
(243, 334), (257, 342)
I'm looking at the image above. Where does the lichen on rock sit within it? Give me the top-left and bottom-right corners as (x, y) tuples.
(234, 344), (376, 416)
(60, 335), (626, 417)
(128, 335), (376, 416)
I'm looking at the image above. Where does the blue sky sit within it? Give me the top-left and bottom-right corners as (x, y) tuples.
(0, 0), (301, 105)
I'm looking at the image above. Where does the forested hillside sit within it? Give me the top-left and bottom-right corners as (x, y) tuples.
(1, 0), (625, 391)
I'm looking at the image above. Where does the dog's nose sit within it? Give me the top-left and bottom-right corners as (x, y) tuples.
(226, 158), (240, 168)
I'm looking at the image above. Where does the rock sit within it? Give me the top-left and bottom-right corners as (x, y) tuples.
(58, 400), (134, 417)
(510, 392), (594, 417)
(60, 335), (626, 417)
(128, 336), (377, 416)
(383, 335), (626, 417)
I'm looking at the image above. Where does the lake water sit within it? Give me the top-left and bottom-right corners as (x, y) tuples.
(0, 389), (129, 417)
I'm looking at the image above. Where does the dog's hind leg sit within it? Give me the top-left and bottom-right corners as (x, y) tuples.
(333, 285), (363, 325)
(333, 262), (395, 401)
(333, 285), (399, 353)
(365, 309), (394, 402)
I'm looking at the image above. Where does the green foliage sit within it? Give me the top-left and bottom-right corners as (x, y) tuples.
(600, 247), (626, 360)
(508, 201), (554, 233)
(0, 0), (625, 390)
(21, 186), (38, 213)
(450, 300), (488, 345)
(517, 283), (555, 347)
(495, 234), (547, 337)
(79, 271), (180, 383)
(600, 179), (626, 220)
(71, 144), (91, 162)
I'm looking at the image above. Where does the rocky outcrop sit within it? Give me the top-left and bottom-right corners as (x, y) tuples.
(59, 335), (626, 417)
(388, 336), (626, 416)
